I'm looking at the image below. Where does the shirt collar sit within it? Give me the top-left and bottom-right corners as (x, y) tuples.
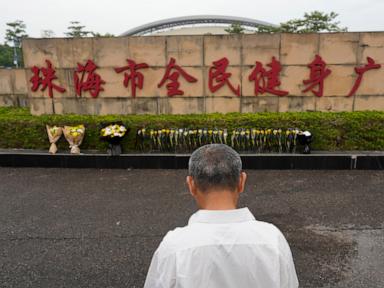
(188, 207), (256, 225)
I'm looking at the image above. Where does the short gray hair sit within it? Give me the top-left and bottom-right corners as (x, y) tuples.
(188, 144), (242, 192)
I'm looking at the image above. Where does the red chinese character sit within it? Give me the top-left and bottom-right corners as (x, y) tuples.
(208, 57), (240, 96)
(30, 59), (66, 98)
(302, 55), (331, 97)
(74, 60), (105, 98)
(248, 57), (288, 96)
(348, 57), (381, 97)
(158, 57), (197, 97)
(115, 59), (149, 97)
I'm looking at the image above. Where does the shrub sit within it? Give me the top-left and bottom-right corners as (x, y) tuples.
(0, 107), (383, 152)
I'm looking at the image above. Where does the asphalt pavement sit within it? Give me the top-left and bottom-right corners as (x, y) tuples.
(0, 168), (383, 288)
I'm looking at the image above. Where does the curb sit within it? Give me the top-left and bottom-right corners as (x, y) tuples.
(0, 151), (383, 169)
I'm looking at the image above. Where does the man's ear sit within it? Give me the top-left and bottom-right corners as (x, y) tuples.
(186, 176), (197, 197)
(237, 171), (247, 194)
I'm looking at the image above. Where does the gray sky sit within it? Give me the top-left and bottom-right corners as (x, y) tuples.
(1, 0), (383, 40)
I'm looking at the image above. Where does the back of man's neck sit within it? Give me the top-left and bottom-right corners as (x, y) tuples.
(199, 190), (238, 210)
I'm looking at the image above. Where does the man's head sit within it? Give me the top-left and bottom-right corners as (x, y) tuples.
(187, 144), (247, 209)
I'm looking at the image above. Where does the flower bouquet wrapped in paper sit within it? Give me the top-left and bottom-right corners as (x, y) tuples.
(100, 122), (129, 156)
(46, 125), (63, 154)
(297, 130), (313, 154)
(63, 125), (85, 154)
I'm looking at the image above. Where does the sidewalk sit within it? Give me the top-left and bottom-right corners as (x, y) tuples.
(0, 168), (383, 287)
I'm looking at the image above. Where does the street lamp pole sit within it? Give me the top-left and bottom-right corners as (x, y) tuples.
(13, 38), (20, 68)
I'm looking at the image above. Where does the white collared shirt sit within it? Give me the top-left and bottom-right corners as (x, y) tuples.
(144, 208), (298, 288)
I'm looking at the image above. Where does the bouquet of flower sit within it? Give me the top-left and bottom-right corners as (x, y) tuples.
(297, 130), (313, 154)
(46, 125), (63, 154)
(100, 123), (127, 140)
(63, 125), (85, 154)
(100, 123), (129, 155)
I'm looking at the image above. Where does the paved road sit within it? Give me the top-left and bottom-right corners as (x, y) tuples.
(0, 168), (383, 288)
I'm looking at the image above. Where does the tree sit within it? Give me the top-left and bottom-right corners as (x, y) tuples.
(5, 20), (28, 68)
(257, 11), (347, 33)
(41, 29), (55, 38)
(91, 32), (115, 37)
(65, 21), (92, 37)
(0, 44), (14, 67)
(225, 23), (245, 34)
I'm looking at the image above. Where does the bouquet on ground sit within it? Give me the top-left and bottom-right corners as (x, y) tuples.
(63, 125), (85, 154)
(100, 122), (129, 156)
(297, 130), (313, 154)
(46, 125), (63, 154)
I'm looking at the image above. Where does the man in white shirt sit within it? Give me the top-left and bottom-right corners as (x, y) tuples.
(144, 144), (299, 288)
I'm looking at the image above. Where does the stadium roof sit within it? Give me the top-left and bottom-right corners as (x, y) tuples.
(120, 15), (277, 36)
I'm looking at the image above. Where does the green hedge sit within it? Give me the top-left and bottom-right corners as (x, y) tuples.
(0, 107), (384, 152)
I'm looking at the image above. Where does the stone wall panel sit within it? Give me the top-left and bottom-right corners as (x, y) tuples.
(2, 33), (382, 114)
